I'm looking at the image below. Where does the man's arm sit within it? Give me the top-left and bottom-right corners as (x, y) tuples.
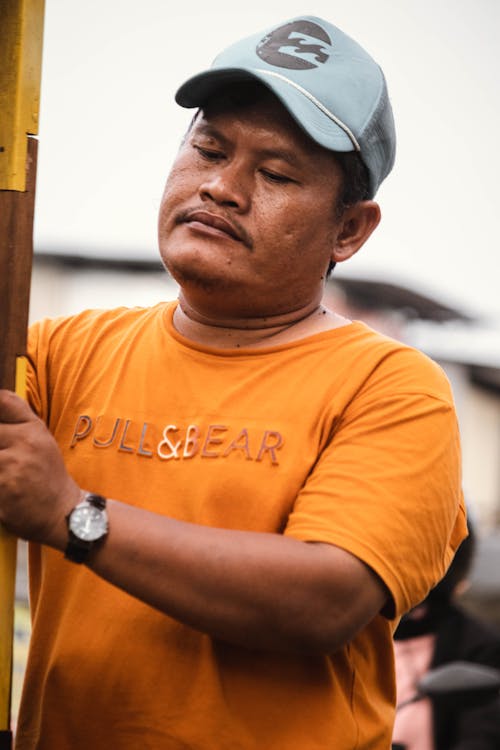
(0, 389), (387, 654)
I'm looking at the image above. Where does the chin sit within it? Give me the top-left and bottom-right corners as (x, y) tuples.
(165, 256), (238, 296)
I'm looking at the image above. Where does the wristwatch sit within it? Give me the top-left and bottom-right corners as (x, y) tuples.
(65, 493), (109, 564)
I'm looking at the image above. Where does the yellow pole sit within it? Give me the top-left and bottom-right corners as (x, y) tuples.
(0, 1), (45, 744)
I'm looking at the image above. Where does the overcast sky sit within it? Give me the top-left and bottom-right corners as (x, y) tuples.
(34, 0), (500, 318)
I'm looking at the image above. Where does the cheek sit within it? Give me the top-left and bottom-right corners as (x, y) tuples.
(252, 193), (301, 241)
(255, 198), (331, 256)
(159, 160), (198, 214)
(264, 208), (336, 276)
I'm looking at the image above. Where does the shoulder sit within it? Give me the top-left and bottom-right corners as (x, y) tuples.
(29, 302), (173, 354)
(332, 321), (455, 405)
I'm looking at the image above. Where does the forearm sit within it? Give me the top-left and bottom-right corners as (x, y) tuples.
(49, 497), (387, 653)
(0, 390), (387, 653)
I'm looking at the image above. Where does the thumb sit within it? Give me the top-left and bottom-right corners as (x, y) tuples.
(0, 389), (37, 424)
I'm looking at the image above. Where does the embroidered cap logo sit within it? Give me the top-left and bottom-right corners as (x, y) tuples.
(256, 20), (332, 71)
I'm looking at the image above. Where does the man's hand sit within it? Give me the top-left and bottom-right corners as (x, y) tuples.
(0, 389), (80, 545)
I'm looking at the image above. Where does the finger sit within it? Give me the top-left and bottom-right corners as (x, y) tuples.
(0, 389), (36, 424)
(0, 422), (30, 449)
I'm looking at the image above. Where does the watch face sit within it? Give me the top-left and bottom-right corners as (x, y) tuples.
(69, 504), (108, 541)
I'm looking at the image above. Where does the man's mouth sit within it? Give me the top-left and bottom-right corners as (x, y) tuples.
(176, 209), (253, 249)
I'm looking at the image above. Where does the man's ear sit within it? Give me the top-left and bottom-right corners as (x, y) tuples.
(331, 201), (381, 263)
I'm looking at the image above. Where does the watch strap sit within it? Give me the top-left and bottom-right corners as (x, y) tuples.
(87, 493), (106, 511)
(65, 535), (92, 564)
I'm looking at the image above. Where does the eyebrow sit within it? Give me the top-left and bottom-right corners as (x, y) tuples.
(191, 121), (304, 170)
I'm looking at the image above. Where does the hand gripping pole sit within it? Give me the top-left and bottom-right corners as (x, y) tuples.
(0, 1), (45, 745)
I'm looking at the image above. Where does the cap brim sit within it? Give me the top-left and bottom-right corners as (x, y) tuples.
(175, 67), (356, 155)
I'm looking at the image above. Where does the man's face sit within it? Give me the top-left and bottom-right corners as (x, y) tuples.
(158, 88), (345, 318)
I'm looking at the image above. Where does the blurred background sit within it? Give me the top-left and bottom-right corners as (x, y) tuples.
(13, 0), (500, 721)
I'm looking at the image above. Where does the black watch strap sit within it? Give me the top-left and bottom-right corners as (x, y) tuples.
(87, 493), (106, 511)
(64, 536), (92, 564)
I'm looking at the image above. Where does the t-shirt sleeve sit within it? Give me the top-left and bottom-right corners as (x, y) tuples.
(26, 312), (95, 421)
(26, 308), (125, 422)
(284, 346), (466, 619)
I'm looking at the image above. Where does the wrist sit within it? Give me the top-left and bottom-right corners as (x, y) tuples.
(64, 491), (109, 564)
(37, 483), (83, 551)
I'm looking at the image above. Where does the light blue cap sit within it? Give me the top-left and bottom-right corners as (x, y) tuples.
(175, 16), (396, 198)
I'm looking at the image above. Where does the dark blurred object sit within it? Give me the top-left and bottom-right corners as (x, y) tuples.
(461, 532), (500, 631)
(391, 661), (500, 750)
(420, 661), (500, 704)
(394, 519), (500, 749)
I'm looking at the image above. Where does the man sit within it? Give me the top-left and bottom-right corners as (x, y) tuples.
(0, 15), (465, 749)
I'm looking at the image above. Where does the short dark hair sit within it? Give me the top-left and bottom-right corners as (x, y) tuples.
(327, 150), (371, 276)
(334, 151), (371, 214)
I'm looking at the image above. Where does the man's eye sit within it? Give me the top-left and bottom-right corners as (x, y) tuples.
(194, 146), (224, 161)
(261, 169), (293, 184)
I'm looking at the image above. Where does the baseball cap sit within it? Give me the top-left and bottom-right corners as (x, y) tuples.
(175, 16), (396, 198)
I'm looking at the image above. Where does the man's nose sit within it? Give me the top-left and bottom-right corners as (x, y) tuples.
(199, 164), (250, 211)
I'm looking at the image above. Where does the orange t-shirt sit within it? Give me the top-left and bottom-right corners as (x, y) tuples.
(16, 302), (466, 750)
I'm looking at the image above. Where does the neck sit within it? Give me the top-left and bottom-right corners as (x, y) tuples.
(172, 293), (350, 349)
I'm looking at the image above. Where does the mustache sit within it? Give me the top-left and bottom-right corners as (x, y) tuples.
(175, 206), (254, 250)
